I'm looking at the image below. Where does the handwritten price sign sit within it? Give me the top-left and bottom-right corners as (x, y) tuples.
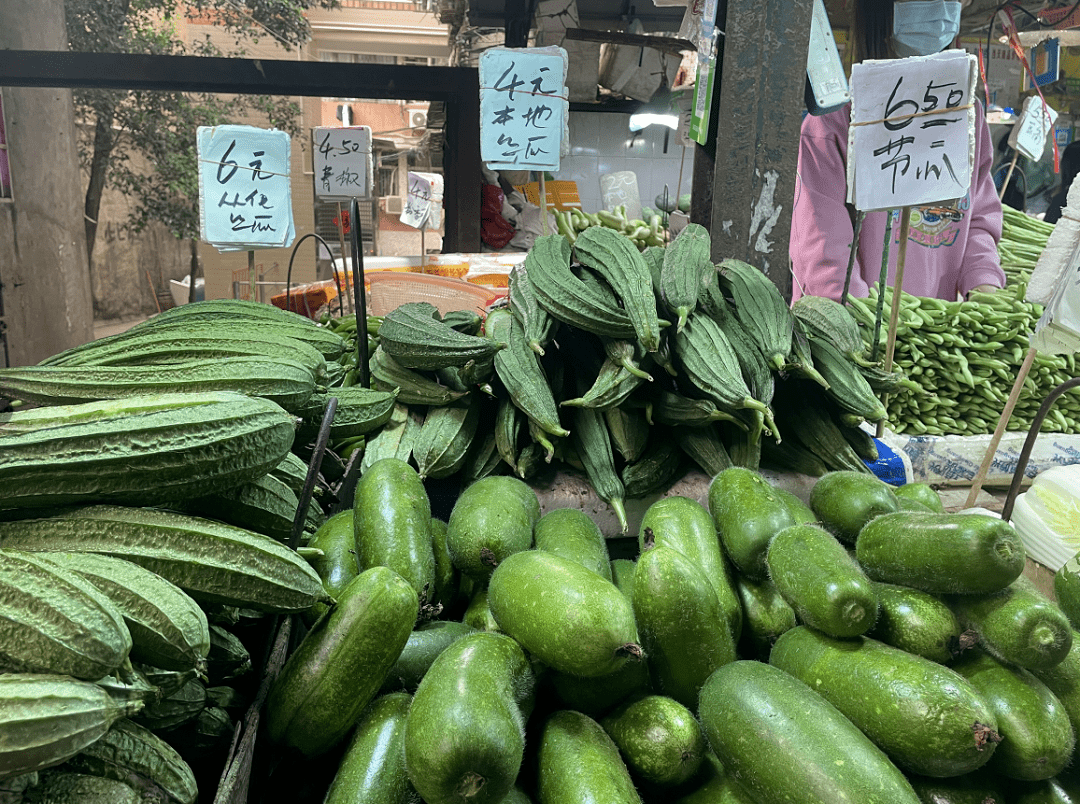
(401, 171), (444, 230)
(197, 125), (295, 251)
(1009, 95), (1058, 162)
(312, 126), (373, 201)
(479, 46), (569, 171)
(847, 51), (977, 212)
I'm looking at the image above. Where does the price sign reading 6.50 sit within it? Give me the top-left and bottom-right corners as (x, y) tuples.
(847, 50), (977, 212)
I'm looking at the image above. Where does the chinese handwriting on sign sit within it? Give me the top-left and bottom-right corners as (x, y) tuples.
(874, 76), (965, 195)
(404, 175), (431, 220)
(311, 126), (373, 203)
(491, 64), (555, 162)
(400, 172), (443, 230)
(847, 51), (977, 212)
(216, 140), (277, 233)
(197, 125), (294, 251)
(480, 47), (568, 172)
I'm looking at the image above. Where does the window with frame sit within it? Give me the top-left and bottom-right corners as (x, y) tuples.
(0, 90), (11, 200)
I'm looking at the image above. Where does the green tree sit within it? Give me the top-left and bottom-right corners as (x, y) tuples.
(65, 0), (337, 262)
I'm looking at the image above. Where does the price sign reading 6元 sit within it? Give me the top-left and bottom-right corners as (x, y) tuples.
(479, 46), (569, 172)
(847, 50), (977, 212)
(197, 125), (295, 251)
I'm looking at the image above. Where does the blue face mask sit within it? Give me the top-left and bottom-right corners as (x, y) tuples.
(891, 0), (962, 57)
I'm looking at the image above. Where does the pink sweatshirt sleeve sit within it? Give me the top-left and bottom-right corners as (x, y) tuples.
(790, 110), (864, 301)
(956, 104), (1006, 297)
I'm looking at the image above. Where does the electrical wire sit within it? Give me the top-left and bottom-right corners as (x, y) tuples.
(983, 0), (1080, 63)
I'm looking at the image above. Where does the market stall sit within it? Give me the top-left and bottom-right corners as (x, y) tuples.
(7, 1), (1080, 803)
(3, 208), (1080, 800)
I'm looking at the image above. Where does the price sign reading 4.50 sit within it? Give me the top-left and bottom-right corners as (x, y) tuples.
(196, 124), (295, 251)
(847, 50), (977, 212)
(479, 46), (568, 172)
(312, 125), (372, 202)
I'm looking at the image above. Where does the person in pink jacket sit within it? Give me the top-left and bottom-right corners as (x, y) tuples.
(789, 0), (1007, 302)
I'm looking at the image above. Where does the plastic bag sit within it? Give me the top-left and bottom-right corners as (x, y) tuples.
(509, 203), (557, 251)
(480, 183), (515, 250)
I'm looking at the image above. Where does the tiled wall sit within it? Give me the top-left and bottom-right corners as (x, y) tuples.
(556, 111), (695, 216)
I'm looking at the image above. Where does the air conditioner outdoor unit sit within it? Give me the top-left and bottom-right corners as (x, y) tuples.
(410, 111), (428, 129)
(384, 196), (404, 215)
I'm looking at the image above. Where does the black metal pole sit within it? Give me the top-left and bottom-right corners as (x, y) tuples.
(349, 197), (371, 388)
(284, 232), (345, 318)
(289, 395), (338, 551)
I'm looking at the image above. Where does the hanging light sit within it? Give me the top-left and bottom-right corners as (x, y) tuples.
(629, 85), (678, 132)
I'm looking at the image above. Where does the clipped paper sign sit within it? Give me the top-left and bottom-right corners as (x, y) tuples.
(847, 51), (977, 212)
(479, 46), (569, 171)
(312, 126), (372, 201)
(1009, 95), (1058, 162)
(401, 171), (444, 230)
(197, 125), (295, 251)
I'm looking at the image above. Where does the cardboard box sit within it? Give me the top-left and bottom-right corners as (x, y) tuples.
(513, 180), (582, 210)
(598, 42), (681, 102)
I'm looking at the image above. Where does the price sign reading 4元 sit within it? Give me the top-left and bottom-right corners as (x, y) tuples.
(312, 126), (373, 201)
(479, 46), (569, 172)
(847, 50), (977, 212)
(196, 125), (295, 251)
(400, 171), (444, 230)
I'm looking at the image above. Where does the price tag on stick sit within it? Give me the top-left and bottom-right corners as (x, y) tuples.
(312, 126), (373, 201)
(847, 51), (977, 212)
(479, 46), (569, 171)
(1008, 95), (1058, 162)
(197, 125), (295, 252)
(846, 53), (977, 435)
(400, 172), (444, 230)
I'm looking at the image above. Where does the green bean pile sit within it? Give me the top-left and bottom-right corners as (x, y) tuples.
(998, 206), (1055, 288)
(847, 284), (1080, 437)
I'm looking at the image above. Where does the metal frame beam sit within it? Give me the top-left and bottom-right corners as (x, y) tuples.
(0, 50), (482, 251)
(691, 0), (813, 300)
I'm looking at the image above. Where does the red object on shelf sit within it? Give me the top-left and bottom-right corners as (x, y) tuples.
(271, 281), (338, 319)
(480, 184), (515, 249)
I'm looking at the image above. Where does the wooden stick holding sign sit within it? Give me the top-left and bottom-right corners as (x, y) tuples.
(248, 251), (256, 302)
(998, 152), (1019, 203)
(335, 202), (351, 298)
(841, 210), (867, 306)
(964, 346), (1038, 508)
(539, 172), (550, 236)
(965, 95), (1060, 505)
(877, 206), (912, 439)
(883, 207), (912, 376)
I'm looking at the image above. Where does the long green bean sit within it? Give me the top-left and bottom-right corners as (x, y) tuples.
(848, 282), (1080, 437)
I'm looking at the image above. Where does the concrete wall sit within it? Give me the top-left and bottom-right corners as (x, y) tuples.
(0, 0), (94, 366)
(87, 144), (194, 321)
